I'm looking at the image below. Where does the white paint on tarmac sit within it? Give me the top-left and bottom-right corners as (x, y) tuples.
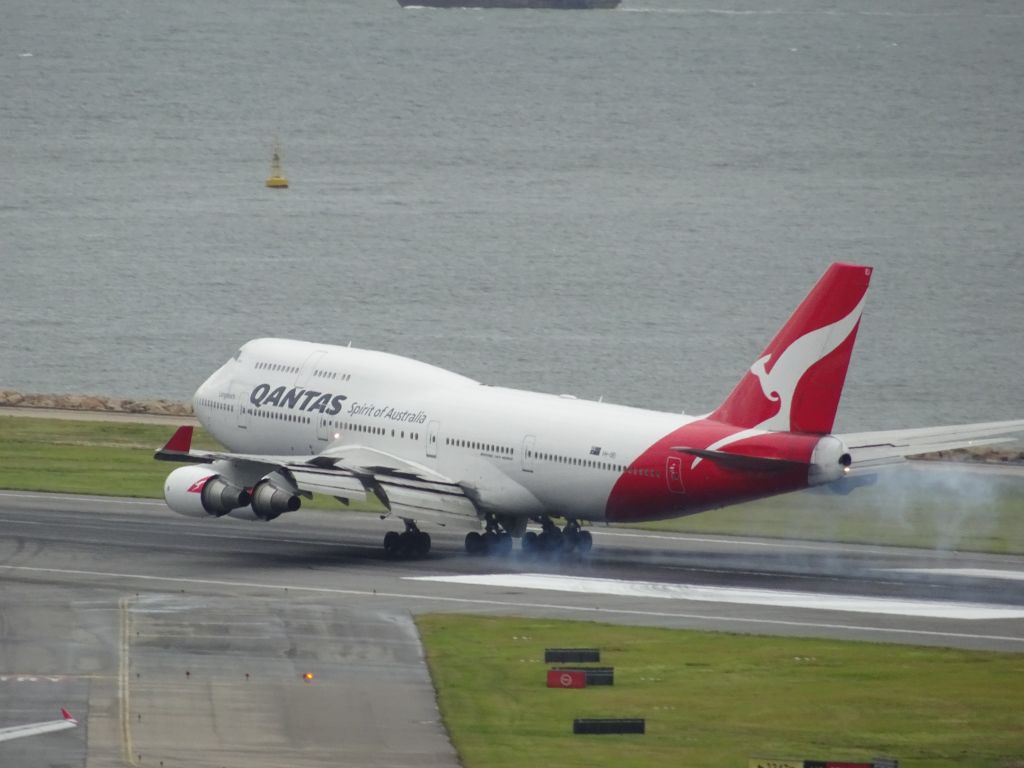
(881, 568), (1024, 582)
(407, 573), (1024, 620)
(3, 564), (1024, 646)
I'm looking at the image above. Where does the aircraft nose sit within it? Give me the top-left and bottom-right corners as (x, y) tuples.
(191, 366), (225, 417)
(191, 378), (208, 417)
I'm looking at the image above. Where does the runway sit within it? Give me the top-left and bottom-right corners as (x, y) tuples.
(2, 490), (1023, 766)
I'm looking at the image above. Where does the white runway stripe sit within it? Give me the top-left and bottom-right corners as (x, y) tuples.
(881, 568), (1024, 582)
(408, 573), (1024, 621)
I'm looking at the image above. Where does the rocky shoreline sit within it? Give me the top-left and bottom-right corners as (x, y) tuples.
(0, 390), (193, 417)
(1, 390), (1020, 464)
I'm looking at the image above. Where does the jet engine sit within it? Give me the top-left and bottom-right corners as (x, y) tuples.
(227, 477), (301, 521)
(164, 465), (251, 518)
(807, 435), (853, 486)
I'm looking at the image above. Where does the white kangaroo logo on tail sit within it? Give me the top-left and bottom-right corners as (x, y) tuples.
(692, 294), (866, 468)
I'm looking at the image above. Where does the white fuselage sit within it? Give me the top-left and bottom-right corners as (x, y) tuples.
(193, 338), (695, 522)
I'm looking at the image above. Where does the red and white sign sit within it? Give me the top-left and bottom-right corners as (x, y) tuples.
(547, 669), (586, 688)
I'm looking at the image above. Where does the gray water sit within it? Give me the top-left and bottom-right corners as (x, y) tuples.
(2, 0), (1022, 432)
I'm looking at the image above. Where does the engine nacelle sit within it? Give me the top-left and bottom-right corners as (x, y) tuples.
(807, 435), (853, 486)
(164, 465), (251, 518)
(227, 478), (301, 522)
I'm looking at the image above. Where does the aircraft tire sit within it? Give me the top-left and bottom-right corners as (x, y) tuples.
(414, 531), (432, 557)
(465, 531), (485, 556)
(521, 531), (538, 555)
(497, 533), (513, 556)
(383, 530), (401, 557)
(483, 531), (511, 556)
(577, 530), (593, 553)
(537, 530), (563, 555)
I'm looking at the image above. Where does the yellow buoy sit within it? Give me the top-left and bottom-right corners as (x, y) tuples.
(265, 141), (289, 189)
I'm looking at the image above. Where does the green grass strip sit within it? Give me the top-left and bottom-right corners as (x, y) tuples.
(0, 416), (211, 497)
(417, 614), (1024, 768)
(0, 415), (374, 510)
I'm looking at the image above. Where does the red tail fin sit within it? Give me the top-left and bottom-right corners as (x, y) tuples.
(710, 263), (872, 435)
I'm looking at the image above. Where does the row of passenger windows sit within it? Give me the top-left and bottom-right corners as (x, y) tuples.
(256, 361), (299, 374)
(252, 408), (310, 424)
(253, 361), (354, 381)
(627, 467), (660, 478)
(196, 397), (233, 412)
(323, 419), (420, 441)
(314, 369), (351, 381)
(527, 450), (625, 473)
(445, 437), (513, 455)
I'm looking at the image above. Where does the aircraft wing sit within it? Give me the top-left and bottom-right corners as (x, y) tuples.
(839, 419), (1024, 469)
(156, 427), (480, 524)
(294, 443), (481, 522)
(0, 709), (78, 742)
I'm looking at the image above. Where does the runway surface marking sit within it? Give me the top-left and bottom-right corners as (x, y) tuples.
(592, 529), (900, 554)
(3, 564), (1022, 646)
(0, 514), (380, 550)
(882, 568), (1024, 582)
(0, 491), (163, 507)
(407, 573), (1024, 620)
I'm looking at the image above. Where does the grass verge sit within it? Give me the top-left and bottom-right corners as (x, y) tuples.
(0, 415), (218, 497)
(417, 614), (1024, 768)
(0, 415), (376, 510)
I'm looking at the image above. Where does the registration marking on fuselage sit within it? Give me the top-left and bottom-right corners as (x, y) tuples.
(406, 573), (1024, 621)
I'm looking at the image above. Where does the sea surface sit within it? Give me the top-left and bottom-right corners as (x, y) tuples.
(2, 0), (1022, 432)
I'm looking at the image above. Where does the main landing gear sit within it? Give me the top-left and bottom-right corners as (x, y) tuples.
(521, 517), (592, 556)
(463, 515), (593, 557)
(383, 520), (431, 559)
(463, 525), (513, 557)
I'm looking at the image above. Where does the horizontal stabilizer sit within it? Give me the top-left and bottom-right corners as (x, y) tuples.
(671, 446), (807, 472)
(841, 419), (1024, 467)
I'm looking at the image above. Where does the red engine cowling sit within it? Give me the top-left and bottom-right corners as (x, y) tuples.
(163, 465), (251, 518)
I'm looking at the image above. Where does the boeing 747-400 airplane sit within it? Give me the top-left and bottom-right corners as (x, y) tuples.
(156, 263), (1023, 557)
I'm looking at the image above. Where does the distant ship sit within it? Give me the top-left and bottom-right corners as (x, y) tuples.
(397, 0), (619, 8)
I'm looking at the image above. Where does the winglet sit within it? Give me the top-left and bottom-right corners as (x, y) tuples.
(154, 426), (200, 463)
(60, 708), (78, 725)
(164, 426), (194, 452)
